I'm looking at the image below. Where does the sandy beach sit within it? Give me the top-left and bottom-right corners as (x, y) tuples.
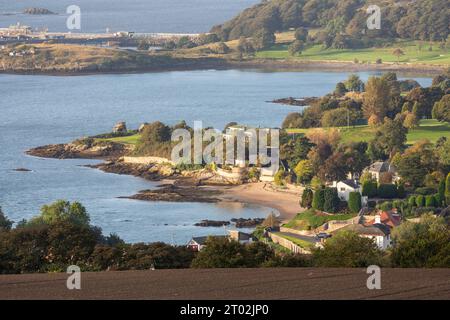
(217, 182), (303, 222)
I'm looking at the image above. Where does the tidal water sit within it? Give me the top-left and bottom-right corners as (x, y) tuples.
(0, 0), (259, 33)
(0, 70), (432, 243)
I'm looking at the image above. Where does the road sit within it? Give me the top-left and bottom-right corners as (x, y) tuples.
(1, 268), (449, 300)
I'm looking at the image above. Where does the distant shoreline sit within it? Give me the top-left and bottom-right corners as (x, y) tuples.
(1, 58), (446, 76)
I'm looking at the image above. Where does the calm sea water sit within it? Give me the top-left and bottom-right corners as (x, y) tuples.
(0, 70), (432, 243)
(0, 0), (259, 33)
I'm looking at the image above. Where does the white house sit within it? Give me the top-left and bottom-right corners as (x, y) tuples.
(339, 223), (392, 250)
(332, 180), (361, 202)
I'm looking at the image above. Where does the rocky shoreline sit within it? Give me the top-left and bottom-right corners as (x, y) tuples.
(271, 96), (320, 107)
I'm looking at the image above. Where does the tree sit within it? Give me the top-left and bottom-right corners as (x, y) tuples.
(377, 184), (398, 199)
(323, 187), (340, 213)
(362, 77), (391, 120)
(190, 237), (275, 268)
(391, 214), (449, 267)
(446, 173), (450, 206)
(362, 180), (377, 198)
(425, 195), (437, 207)
(392, 48), (405, 62)
(237, 37), (255, 56)
(301, 188), (314, 209)
(288, 40), (304, 56)
(334, 82), (348, 97)
(0, 207), (13, 232)
(294, 160), (313, 184)
(294, 27), (308, 41)
(344, 74), (364, 92)
(432, 95), (450, 122)
(403, 112), (419, 129)
(348, 192), (362, 213)
(253, 28), (275, 50)
(312, 188), (325, 211)
(312, 231), (384, 267)
(29, 200), (90, 227)
(369, 117), (407, 159)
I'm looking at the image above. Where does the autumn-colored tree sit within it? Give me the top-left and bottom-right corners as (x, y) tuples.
(363, 77), (391, 121)
(392, 48), (405, 63)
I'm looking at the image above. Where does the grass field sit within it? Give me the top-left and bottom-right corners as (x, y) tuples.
(96, 134), (141, 145)
(256, 40), (450, 65)
(287, 119), (450, 145)
(284, 209), (356, 231)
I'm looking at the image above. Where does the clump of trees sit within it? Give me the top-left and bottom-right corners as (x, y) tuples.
(0, 201), (194, 274)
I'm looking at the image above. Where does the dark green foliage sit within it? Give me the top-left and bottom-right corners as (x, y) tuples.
(301, 188), (314, 209)
(348, 192), (362, 213)
(191, 237), (275, 268)
(408, 196), (416, 207)
(0, 207), (13, 232)
(362, 180), (377, 198)
(323, 187), (340, 213)
(415, 195), (425, 207)
(312, 188), (325, 211)
(446, 173), (450, 206)
(312, 231), (384, 268)
(415, 187), (437, 196)
(377, 184), (398, 199)
(397, 184), (406, 199)
(391, 215), (450, 268)
(425, 195), (437, 207)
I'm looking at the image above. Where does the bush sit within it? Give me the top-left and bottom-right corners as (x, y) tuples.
(312, 188), (325, 211)
(446, 173), (450, 206)
(415, 187), (437, 195)
(378, 201), (393, 211)
(301, 188), (314, 209)
(362, 180), (378, 198)
(348, 192), (362, 213)
(377, 184), (398, 199)
(425, 195), (437, 207)
(323, 188), (340, 213)
(408, 196), (416, 207)
(312, 231), (384, 267)
(415, 195), (425, 207)
(397, 184), (406, 198)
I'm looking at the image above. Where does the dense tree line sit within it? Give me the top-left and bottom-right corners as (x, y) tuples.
(211, 0), (449, 47)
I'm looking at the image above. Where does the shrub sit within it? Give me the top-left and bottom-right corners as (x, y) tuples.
(274, 170), (286, 186)
(348, 192), (362, 213)
(323, 188), (340, 213)
(397, 184), (406, 199)
(378, 201), (393, 211)
(301, 188), (314, 209)
(362, 180), (378, 198)
(415, 187), (437, 195)
(408, 196), (416, 207)
(312, 188), (325, 211)
(425, 195), (437, 207)
(367, 200), (377, 208)
(415, 195), (425, 207)
(377, 184), (398, 199)
(446, 173), (450, 206)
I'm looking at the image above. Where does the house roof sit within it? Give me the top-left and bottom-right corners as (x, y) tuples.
(367, 161), (396, 174)
(340, 223), (390, 237)
(190, 235), (228, 246)
(378, 211), (401, 228)
(339, 179), (360, 189)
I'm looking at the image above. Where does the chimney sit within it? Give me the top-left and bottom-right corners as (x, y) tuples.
(374, 215), (381, 224)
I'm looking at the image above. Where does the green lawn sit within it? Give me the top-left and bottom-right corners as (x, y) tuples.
(256, 41), (450, 65)
(284, 209), (356, 231)
(287, 119), (450, 145)
(96, 134), (141, 145)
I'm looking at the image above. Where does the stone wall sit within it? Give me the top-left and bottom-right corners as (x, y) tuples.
(269, 232), (311, 254)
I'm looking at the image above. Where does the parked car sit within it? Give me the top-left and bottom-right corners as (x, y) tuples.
(316, 232), (332, 240)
